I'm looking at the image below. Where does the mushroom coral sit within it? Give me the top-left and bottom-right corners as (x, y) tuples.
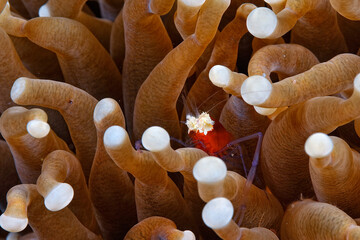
(0, 0), (360, 239)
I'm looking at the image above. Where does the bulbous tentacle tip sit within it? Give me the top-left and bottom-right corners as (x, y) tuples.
(10, 77), (28, 103)
(202, 197), (233, 229)
(104, 125), (127, 148)
(246, 7), (277, 39)
(305, 133), (333, 159)
(44, 183), (74, 212)
(26, 119), (50, 138)
(142, 126), (170, 152)
(209, 65), (231, 88)
(182, 230), (196, 240)
(0, 214), (28, 233)
(38, 4), (51, 17)
(93, 98), (118, 123)
(241, 75), (272, 106)
(193, 156), (227, 183)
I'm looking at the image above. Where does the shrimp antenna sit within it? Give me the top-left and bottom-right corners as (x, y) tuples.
(223, 132), (263, 225)
(182, 90), (200, 117)
(196, 89), (226, 111)
(205, 98), (228, 115)
(169, 136), (189, 148)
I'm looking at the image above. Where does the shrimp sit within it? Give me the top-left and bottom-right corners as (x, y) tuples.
(186, 112), (233, 156)
(185, 111), (262, 180)
(186, 111), (264, 226)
